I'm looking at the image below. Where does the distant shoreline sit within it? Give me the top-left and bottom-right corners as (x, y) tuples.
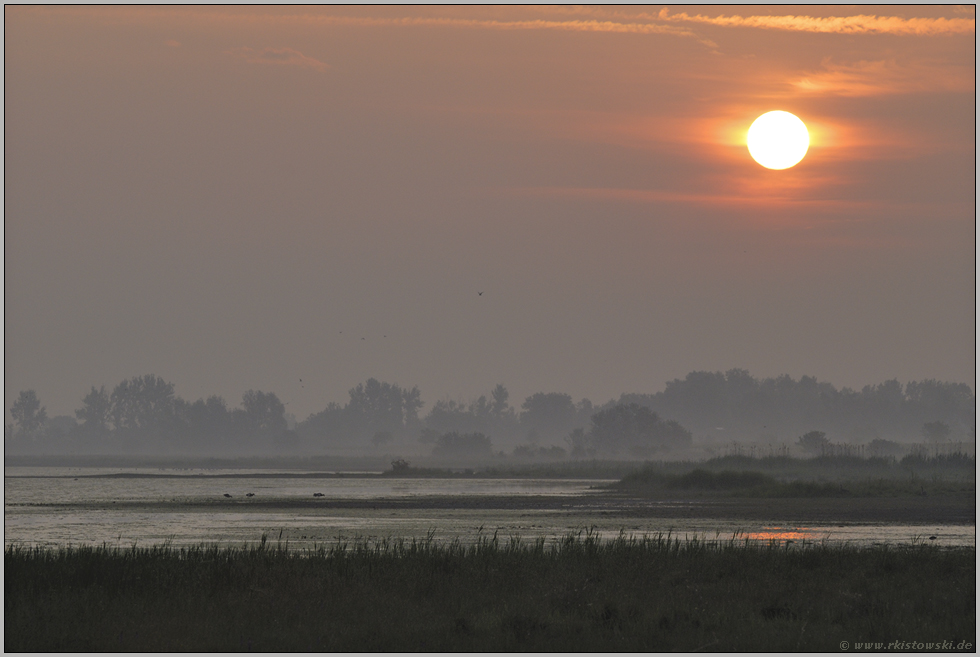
(12, 492), (975, 525)
(4, 471), (391, 479)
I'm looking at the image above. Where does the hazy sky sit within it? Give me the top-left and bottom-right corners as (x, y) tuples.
(5, 5), (976, 421)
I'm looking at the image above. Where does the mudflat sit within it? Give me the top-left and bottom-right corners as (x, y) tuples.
(52, 492), (975, 524)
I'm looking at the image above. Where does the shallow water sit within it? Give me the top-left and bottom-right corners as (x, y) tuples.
(5, 467), (602, 503)
(5, 467), (975, 549)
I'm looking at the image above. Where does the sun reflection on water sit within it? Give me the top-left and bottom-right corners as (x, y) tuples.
(743, 527), (815, 543)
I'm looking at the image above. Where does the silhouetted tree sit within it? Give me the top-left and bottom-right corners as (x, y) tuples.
(402, 385), (424, 429)
(491, 384), (510, 416)
(110, 375), (177, 435)
(346, 378), (420, 440)
(298, 378), (423, 447)
(422, 386), (520, 443)
(613, 370), (974, 444)
(520, 392), (579, 444)
(237, 390), (287, 438)
(588, 403), (691, 457)
(177, 395), (233, 449)
(425, 399), (481, 435)
(299, 402), (347, 443)
(797, 430), (830, 455)
(347, 379), (404, 434)
(10, 390), (47, 438)
(75, 386), (111, 435)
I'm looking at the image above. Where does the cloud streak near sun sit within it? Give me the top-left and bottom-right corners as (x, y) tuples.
(654, 8), (975, 36)
(793, 59), (975, 97)
(224, 8), (974, 39)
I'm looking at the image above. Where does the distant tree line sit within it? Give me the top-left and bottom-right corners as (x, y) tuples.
(5, 369), (974, 457)
(618, 369), (975, 445)
(7, 376), (295, 455)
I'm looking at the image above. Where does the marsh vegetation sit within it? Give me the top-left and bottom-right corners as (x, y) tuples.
(608, 453), (976, 499)
(6, 455), (974, 649)
(5, 533), (974, 652)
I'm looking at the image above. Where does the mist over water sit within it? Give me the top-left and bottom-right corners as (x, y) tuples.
(6, 467), (974, 550)
(6, 371), (974, 551)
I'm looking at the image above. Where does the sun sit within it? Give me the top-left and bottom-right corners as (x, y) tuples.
(746, 111), (809, 170)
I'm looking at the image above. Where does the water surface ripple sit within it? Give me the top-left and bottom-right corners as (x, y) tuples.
(5, 467), (975, 549)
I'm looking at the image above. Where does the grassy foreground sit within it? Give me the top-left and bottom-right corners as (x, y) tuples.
(5, 534), (975, 652)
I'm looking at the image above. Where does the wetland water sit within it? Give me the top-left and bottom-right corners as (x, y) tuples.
(4, 467), (975, 549)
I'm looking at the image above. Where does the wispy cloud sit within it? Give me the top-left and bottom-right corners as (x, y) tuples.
(226, 46), (328, 71)
(285, 14), (715, 46)
(655, 8), (975, 36)
(19, 6), (975, 41)
(793, 59), (974, 97)
(41, 7), (717, 48)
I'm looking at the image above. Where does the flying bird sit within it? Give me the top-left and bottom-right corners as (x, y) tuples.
(478, 291), (483, 296)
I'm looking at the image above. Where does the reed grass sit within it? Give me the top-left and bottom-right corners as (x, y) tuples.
(5, 532), (974, 651)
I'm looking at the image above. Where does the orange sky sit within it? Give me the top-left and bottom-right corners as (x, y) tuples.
(5, 5), (975, 419)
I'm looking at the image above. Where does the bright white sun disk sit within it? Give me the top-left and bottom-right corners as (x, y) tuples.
(746, 111), (809, 170)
